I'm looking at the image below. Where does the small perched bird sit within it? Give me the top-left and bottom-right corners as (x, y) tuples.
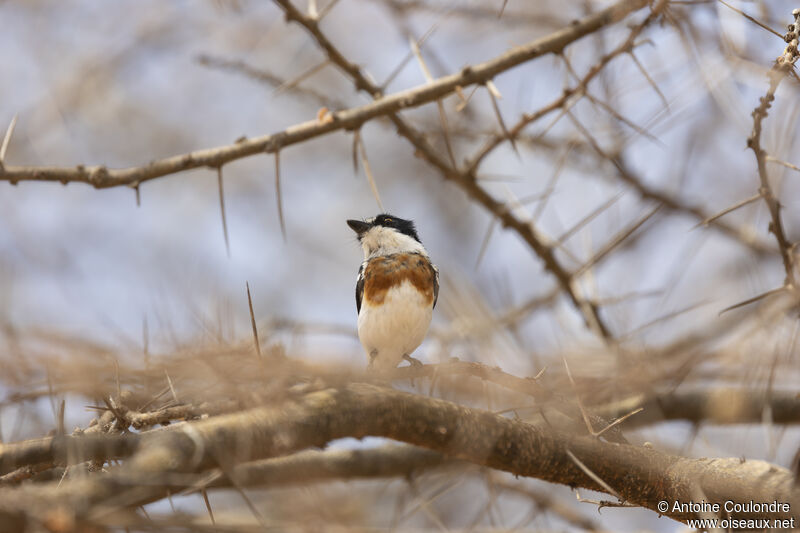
(347, 214), (439, 370)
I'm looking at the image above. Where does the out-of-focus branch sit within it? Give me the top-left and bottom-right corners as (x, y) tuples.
(389, 360), (629, 441)
(371, 0), (569, 30)
(207, 445), (455, 488)
(0, 0), (647, 189)
(449, 124), (771, 254)
(463, 5), (769, 257)
(390, 360), (624, 444)
(572, 117), (772, 254)
(197, 54), (349, 109)
(597, 388), (800, 427)
(0, 393), (239, 476)
(391, 359), (546, 399)
(213, 448), (600, 532)
(118, 445), (457, 508)
(464, 22), (648, 176)
(492, 477), (603, 531)
(0, 384), (797, 526)
(0, 434), (138, 476)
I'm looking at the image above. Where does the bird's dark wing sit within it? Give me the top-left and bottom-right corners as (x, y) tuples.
(355, 263), (365, 314)
(432, 263), (439, 309)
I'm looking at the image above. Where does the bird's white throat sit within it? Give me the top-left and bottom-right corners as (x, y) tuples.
(360, 226), (428, 259)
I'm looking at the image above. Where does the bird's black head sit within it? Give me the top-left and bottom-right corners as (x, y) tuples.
(347, 213), (421, 243)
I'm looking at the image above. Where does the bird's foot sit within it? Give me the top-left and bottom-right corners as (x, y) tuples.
(403, 354), (424, 368)
(402, 354), (424, 388)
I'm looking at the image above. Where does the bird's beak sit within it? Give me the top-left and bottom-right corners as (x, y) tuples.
(347, 219), (371, 235)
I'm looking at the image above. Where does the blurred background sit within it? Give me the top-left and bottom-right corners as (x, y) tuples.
(1, 0), (799, 531)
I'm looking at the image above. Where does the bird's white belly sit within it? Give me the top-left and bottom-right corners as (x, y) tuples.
(357, 280), (433, 369)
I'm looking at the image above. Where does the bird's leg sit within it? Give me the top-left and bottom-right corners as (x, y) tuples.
(402, 354), (426, 388)
(403, 354), (424, 368)
(367, 349), (379, 372)
(402, 354), (422, 388)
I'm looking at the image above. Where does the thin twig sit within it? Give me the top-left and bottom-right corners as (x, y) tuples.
(164, 371), (179, 403)
(274, 60), (330, 95)
(716, 0), (783, 39)
(201, 489), (216, 527)
(216, 167), (231, 257)
(355, 132), (385, 211)
(562, 358), (595, 436)
(474, 218), (497, 269)
(629, 51), (669, 110)
(0, 114), (18, 165)
(556, 192), (624, 244)
(766, 155), (800, 174)
(274, 151), (287, 241)
(594, 407), (643, 438)
(409, 36), (457, 168)
(574, 205), (662, 276)
(695, 192), (762, 227)
(566, 449), (624, 502)
(246, 282), (262, 360)
(486, 81), (518, 156)
(317, 0), (341, 19)
(718, 286), (787, 316)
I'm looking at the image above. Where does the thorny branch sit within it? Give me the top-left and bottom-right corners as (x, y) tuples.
(747, 9), (800, 288)
(0, 0), (646, 189)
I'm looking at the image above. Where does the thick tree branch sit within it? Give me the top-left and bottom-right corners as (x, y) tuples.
(1, 384), (797, 526)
